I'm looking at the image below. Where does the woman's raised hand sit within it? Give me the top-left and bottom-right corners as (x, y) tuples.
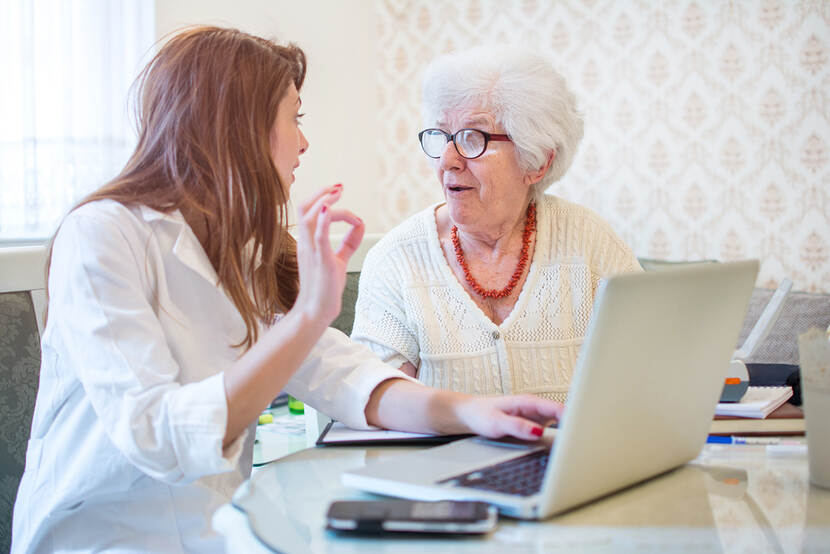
(294, 184), (365, 325)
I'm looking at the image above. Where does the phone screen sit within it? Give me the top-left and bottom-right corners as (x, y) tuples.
(326, 500), (496, 534)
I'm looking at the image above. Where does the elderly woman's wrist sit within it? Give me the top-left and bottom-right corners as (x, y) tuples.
(429, 390), (475, 435)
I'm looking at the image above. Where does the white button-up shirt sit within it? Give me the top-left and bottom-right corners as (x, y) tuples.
(12, 200), (412, 553)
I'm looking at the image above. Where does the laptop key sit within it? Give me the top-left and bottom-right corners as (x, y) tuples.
(438, 450), (550, 497)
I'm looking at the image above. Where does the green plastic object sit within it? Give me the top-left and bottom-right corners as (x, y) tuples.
(288, 395), (304, 415)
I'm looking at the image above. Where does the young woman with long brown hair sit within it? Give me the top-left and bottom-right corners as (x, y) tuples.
(11, 27), (562, 552)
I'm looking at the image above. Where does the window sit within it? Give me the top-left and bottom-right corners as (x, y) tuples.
(0, 0), (155, 242)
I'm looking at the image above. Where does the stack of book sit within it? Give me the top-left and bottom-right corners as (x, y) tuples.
(710, 386), (804, 436)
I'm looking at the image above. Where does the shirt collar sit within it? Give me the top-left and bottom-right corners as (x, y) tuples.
(137, 205), (264, 287)
(138, 205), (220, 286)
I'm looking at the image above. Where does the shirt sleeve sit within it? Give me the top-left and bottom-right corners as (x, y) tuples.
(349, 244), (421, 369)
(49, 210), (243, 485)
(284, 327), (421, 429)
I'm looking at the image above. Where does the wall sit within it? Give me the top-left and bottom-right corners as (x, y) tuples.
(157, 0), (830, 292)
(155, 0), (380, 234)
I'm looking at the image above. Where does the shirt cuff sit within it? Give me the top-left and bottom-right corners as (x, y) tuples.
(168, 371), (246, 480)
(335, 359), (422, 430)
(286, 328), (422, 431)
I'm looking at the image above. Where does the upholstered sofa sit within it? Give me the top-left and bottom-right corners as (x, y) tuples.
(0, 246), (46, 552)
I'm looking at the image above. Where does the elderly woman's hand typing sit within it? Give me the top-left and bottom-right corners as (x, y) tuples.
(452, 394), (563, 440)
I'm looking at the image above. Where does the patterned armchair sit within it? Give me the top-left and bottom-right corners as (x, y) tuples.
(329, 233), (383, 337)
(0, 245), (46, 553)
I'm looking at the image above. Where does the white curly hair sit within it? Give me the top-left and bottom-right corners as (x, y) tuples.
(421, 45), (584, 197)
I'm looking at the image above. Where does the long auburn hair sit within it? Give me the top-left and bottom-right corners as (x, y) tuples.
(46, 26), (305, 350)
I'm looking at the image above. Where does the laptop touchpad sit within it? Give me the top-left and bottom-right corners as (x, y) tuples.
(426, 437), (549, 465)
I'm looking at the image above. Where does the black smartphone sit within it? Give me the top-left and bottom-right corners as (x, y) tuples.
(325, 499), (497, 534)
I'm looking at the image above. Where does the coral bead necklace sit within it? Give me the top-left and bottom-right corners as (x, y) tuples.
(451, 202), (536, 299)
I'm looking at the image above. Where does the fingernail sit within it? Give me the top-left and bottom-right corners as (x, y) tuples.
(334, 183), (343, 189)
(321, 206), (328, 214)
(531, 426), (543, 437)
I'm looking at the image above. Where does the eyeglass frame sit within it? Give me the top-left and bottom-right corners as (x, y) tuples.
(417, 128), (512, 160)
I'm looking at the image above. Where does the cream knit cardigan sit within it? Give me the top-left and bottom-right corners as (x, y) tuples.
(351, 195), (641, 403)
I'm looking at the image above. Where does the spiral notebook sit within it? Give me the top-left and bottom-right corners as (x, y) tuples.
(714, 386), (793, 419)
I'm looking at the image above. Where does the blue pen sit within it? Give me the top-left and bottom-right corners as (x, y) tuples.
(707, 436), (803, 445)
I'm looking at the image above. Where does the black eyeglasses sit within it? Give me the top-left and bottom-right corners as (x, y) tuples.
(418, 128), (512, 159)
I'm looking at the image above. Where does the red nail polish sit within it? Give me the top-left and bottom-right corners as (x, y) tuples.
(321, 206), (328, 214)
(334, 183), (343, 189)
(531, 426), (543, 437)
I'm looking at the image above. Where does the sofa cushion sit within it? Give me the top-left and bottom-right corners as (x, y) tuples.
(331, 272), (360, 337)
(0, 291), (41, 552)
(737, 288), (830, 364)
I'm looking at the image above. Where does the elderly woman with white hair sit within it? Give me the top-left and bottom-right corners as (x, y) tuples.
(351, 46), (640, 403)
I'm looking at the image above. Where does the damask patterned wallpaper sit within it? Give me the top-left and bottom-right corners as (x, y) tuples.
(373, 0), (830, 293)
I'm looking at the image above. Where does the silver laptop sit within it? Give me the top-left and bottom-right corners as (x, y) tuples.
(342, 260), (759, 519)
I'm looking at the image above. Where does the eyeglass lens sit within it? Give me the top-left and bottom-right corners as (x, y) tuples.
(420, 129), (488, 159)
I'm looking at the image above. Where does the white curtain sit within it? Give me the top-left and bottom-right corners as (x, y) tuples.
(0, 0), (155, 241)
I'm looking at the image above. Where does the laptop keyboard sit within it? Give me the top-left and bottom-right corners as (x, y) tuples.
(438, 449), (550, 497)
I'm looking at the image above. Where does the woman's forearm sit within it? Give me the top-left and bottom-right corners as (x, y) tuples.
(222, 308), (328, 446)
(365, 379), (562, 440)
(364, 379), (469, 435)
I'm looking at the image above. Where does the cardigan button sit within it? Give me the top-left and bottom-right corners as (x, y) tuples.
(492, 330), (500, 340)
